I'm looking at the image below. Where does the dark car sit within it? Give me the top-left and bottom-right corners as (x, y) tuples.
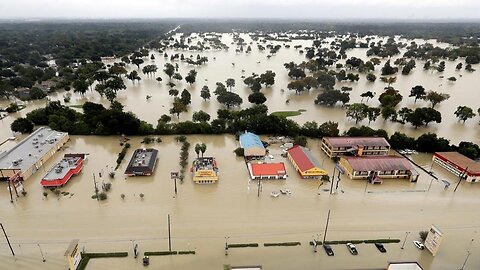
(323, 244), (334, 256)
(374, 243), (387, 253)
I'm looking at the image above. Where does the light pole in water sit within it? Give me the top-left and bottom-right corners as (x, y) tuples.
(401, 231), (410, 249)
(0, 223), (15, 256)
(225, 236), (229, 255)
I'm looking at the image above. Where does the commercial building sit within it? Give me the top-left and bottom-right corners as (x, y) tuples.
(124, 148), (158, 176)
(432, 152), (480, 182)
(339, 156), (419, 183)
(0, 127), (69, 181)
(41, 154), (86, 187)
(191, 157), (219, 184)
(247, 162), (287, 180)
(64, 239), (81, 270)
(387, 262), (423, 270)
(239, 131), (266, 158)
(286, 145), (327, 179)
(321, 137), (390, 158)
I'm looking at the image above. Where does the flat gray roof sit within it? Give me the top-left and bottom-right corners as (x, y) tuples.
(125, 148), (158, 175)
(0, 127), (69, 172)
(43, 156), (81, 180)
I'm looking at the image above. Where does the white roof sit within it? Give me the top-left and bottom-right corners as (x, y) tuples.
(0, 127), (68, 172)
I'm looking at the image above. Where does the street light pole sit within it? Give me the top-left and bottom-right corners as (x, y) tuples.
(38, 244), (46, 262)
(401, 231), (410, 249)
(225, 236), (229, 255)
(0, 223), (15, 256)
(460, 251), (471, 270)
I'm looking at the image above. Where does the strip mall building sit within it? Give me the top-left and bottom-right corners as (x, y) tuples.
(0, 127), (69, 181)
(433, 152), (480, 183)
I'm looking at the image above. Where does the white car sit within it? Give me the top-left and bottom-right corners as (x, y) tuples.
(413, 240), (425, 250)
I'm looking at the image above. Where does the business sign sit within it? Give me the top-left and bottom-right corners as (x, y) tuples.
(425, 224), (444, 256)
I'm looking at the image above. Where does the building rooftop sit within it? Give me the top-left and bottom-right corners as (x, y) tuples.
(343, 156), (414, 172)
(239, 131), (265, 150)
(324, 137), (390, 148)
(250, 162), (286, 176)
(0, 127), (68, 172)
(387, 262), (423, 270)
(42, 156), (82, 181)
(64, 239), (79, 257)
(124, 148), (158, 175)
(287, 145), (322, 172)
(193, 157), (217, 171)
(435, 152), (480, 174)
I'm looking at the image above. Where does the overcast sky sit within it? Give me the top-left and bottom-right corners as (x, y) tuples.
(0, 0), (479, 20)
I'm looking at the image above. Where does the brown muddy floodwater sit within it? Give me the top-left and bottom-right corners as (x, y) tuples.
(0, 32), (480, 269)
(0, 33), (479, 144)
(0, 135), (480, 270)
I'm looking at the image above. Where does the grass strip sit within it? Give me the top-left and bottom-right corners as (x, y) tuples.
(77, 252), (128, 270)
(264, 242), (301, 247)
(144, 251), (177, 256)
(227, 243), (258, 248)
(271, 110), (303, 118)
(309, 239), (400, 245)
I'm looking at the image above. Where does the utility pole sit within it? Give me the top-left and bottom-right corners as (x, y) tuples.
(225, 236), (229, 255)
(322, 209), (331, 244)
(401, 231), (410, 249)
(0, 223), (15, 256)
(313, 234), (320, 253)
(174, 176), (177, 195)
(167, 214), (172, 252)
(257, 177), (262, 197)
(38, 244), (46, 262)
(460, 251), (471, 270)
(133, 241), (138, 259)
(7, 180), (14, 203)
(93, 173), (98, 200)
(454, 167), (468, 192)
(330, 167), (336, 194)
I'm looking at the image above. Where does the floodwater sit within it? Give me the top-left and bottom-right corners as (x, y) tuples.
(1, 31), (480, 269)
(0, 135), (480, 269)
(0, 32), (479, 144)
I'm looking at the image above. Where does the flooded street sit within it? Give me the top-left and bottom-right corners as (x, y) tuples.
(1, 135), (480, 269)
(1, 31), (480, 269)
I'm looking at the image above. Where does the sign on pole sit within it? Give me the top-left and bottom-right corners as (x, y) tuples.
(170, 172), (178, 179)
(425, 224), (444, 256)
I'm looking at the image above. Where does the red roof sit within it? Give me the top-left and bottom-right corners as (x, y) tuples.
(434, 152), (480, 175)
(287, 145), (321, 172)
(250, 163), (286, 176)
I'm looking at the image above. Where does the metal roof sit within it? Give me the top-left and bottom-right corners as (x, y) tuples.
(287, 145), (322, 172)
(239, 132), (265, 150)
(343, 156), (413, 171)
(0, 127), (68, 172)
(434, 152), (480, 174)
(324, 137), (390, 148)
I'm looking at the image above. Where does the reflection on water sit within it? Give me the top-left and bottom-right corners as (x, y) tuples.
(0, 135), (479, 269)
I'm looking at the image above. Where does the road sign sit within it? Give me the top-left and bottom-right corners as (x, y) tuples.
(170, 172), (178, 179)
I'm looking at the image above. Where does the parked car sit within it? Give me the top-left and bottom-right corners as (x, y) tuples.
(323, 244), (334, 256)
(413, 240), (425, 250)
(346, 243), (358, 255)
(374, 243), (387, 253)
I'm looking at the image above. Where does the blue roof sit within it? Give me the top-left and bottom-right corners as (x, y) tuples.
(239, 132), (265, 150)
